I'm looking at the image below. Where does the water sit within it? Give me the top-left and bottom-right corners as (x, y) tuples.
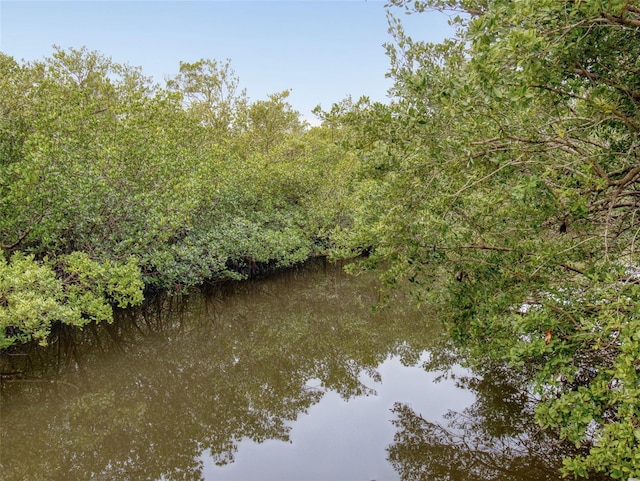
(0, 260), (564, 480)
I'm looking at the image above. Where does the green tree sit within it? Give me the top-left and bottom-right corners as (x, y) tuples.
(332, 1), (640, 478)
(242, 90), (305, 155)
(0, 252), (143, 348)
(166, 58), (248, 136)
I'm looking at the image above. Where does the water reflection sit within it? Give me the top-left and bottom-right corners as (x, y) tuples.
(0, 260), (567, 480)
(206, 355), (473, 481)
(387, 366), (571, 481)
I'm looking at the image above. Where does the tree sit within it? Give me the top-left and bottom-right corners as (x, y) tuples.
(332, 1), (640, 478)
(0, 252), (143, 348)
(242, 90), (305, 155)
(166, 58), (248, 135)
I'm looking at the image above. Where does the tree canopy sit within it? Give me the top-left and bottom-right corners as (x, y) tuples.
(325, 1), (640, 478)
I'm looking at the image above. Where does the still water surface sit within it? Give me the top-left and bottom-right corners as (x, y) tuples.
(0, 260), (563, 480)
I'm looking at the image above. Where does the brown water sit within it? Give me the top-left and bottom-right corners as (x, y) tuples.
(0, 260), (565, 480)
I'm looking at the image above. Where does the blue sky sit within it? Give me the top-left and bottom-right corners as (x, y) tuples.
(1, 1), (454, 123)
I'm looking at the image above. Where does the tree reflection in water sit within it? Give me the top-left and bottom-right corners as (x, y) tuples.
(387, 365), (582, 481)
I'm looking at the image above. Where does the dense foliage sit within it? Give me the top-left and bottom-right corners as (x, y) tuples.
(0, 48), (351, 348)
(2, 1), (639, 477)
(324, 1), (640, 479)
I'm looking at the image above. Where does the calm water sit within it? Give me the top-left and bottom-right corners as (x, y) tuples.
(0, 260), (564, 480)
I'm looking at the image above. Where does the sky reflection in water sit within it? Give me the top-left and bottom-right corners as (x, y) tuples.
(205, 354), (473, 481)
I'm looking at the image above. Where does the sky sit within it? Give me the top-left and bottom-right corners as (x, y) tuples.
(0, 0), (455, 124)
